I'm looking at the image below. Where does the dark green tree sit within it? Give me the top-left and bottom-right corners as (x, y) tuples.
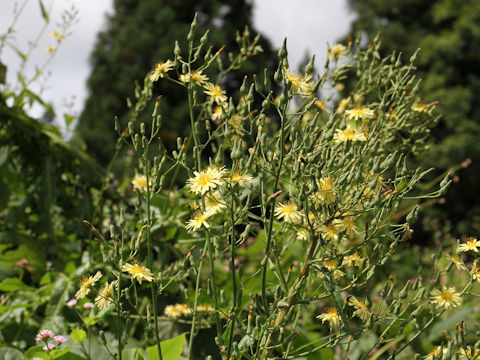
(76, 0), (276, 166)
(344, 0), (480, 233)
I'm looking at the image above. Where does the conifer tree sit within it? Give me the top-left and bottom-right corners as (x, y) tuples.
(344, 0), (480, 232)
(76, 0), (276, 165)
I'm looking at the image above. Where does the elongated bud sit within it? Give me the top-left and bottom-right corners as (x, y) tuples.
(278, 38), (288, 59)
(305, 54), (315, 75)
(187, 13), (197, 42)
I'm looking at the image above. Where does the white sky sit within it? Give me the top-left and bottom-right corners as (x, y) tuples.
(0, 0), (354, 130)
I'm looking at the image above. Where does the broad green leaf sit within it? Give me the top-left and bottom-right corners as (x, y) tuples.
(146, 333), (186, 360)
(50, 347), (72, 359)
(70, 328), (87, 343)
(0, 347), (25, 360)
(0, 277), (35, 292)
(122, 348), (140, 360)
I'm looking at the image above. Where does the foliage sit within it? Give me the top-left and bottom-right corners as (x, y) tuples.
(344, 0), (480, 235)
(76, 0), (277, 166)
(2, 4), (480, 360)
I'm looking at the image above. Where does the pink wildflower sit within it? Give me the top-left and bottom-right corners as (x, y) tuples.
(66, 299), (77, 308)
(43, 343), (55, 351)
(35, 329), (54, 342)
(54, 335), (67, 345)
(83, 302), (94, 309)
(16, 258), (29, 266)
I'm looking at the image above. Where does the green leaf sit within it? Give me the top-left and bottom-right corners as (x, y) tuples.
(50, 347), (72, 359)
(0, 348), (25, 360)
(0, 62), (6, 84)
(70, 328), (87, 343)
(146, 333), (186, 360)
(38, 0), (49, 22)
(0, 277), (35, 292)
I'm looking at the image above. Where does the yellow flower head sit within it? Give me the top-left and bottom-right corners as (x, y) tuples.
(131, 174), (147, 191)
(323, 260), (345, 278)
(424, 346), (448, 360)
(95, 281), (115, 310)
(50, 30), (65, 41)
(328, 44), (347, 61)
(316, 307), (341, 328)
(179, 70), (209, 85)
(164, 303), (192, 319)
(150, 60), (174, 82)
(203, 82), (227, 105)
(333, 214), (359, 238)
(296, 228), (309, 241)
(283, 69), (312, 95)
(333, 127), (367, 143)
(345, 106), (374, 121)
(347, 296), (370, 322)
(458, 237), (480, 253)
(274, 201), (302, 224)
(45, 45), (56, 53)
(412, 102), (427, 112)
(211, 105), (224, 122)
(76, 271), (102, 299)
(186, 211), (212, 232)
(446, 254), (465, 271)
(231, 171), (254, 188)
(122, 262), (153, 284)
(430, 286), (461, 309)
(320, 223), (340, 242)
(186, 167), (225, 195)
(204, 191), (226, 215)
(472, 261), (480, 281)
(316, 177), (337, 205)
(342, 251), (363, 267)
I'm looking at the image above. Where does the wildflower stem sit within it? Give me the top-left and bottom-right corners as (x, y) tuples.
(261, 106), (287, 309)
(143, 151), (163, 360)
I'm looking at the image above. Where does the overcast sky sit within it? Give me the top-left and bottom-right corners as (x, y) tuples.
(0, 0), (354, 130)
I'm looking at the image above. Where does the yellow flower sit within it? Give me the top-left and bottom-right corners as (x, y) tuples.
(446, 254), (465, 270)
(231, 171), (254, 187)
(186, 167), (224, 195)
(344, 106), (374, 121)
(131, 174), (147, 191)
(296, 228), (309, 241)
(283, 69), (312, 95)
(317, 177), (337, 205)
(337, 98), (349, 114)
(204, 191), (226, 215)
(333, 127), (367, 143)
(197, 304), (214, 312)
(274, 201), (303, 224)
(472, 261), (480, 282)
(76, 271), (102, 299)
(95, 282), (114, 310)
(203, 83), (227, 105)
(315, 100), (329, 112)
(333, 214), (359, 238)
(45, 45), (56, 53)
(211, 105), (224, 122)
(186, 211), (212, 232)
(150, 60), (174, 82)
(458, 237), (480, 253)
(179, 70), (209, 85)
(164, 303), (192, 318)
(412, 102), (427, 112)
(122, 262), (154, 284)
(459, 346), (480, 360)
(430, 286), (461, 309)
(342, 252), (363, 267)
(424, 346), (448, 360)
(323, 260), (345, 278)
(328, 44), (347, 61)
(316, 307), (340, 328)
(347, 296), (370, 322)
(50, 30), (64, 41)
(320, 224), (339, 242)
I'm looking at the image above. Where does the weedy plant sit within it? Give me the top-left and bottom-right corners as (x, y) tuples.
(16, 15), (480, 360)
